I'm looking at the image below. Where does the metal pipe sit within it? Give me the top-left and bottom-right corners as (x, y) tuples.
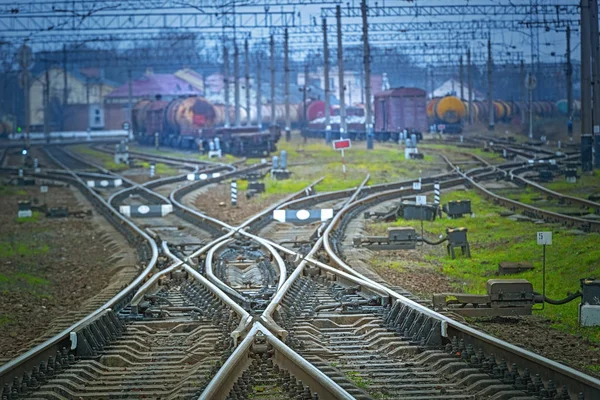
(244, 38), (250, 126)
(336, 5), (347, 136)
(566, 26), (573, 119)
(270, 34), (276, 127)
(581, 0), (592, 137)
(487, 37), (494, 131)
(223, 46), (230, 128)
(284, 28), (291, 141)
(361, 0), (373, 149)
(234, 42), (240, 127)
(322, 17), (332, 140)
(590, 0), (600, 143)
(467, 49), (473, 125)
(459, 55), (464, 101)
(256, 53), (262, 129)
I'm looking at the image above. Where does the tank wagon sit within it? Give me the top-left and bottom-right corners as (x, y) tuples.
(428, 96), (559, 133)
(133, 96), (280, 156)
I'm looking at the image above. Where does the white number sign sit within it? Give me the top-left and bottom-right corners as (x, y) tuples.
(412, 182), (421, 190)
(537, 231), (552, 245)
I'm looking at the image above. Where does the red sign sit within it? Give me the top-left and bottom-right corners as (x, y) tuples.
(333, 139), (351, 150)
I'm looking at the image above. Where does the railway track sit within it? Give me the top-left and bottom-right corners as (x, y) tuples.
(1, 142), (599, 400)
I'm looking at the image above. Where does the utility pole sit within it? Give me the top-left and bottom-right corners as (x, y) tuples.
(336, 5), (347, 137)
(44, 66), (50, 141)
(467, 49), (473, 125)
(487, 38), (495, 131)
(429, 66), (434, 99)
(322, 17), (332, 142)
(521, 59), (526, 126)
(581, 0), (592, 138)
(270, 34), (276, 128)
(284, 28), (291, 141)
(62, 44), (68, 131)
(303, 63), (309, 129)
(566, 26), (573, 119)
(244, 38), (250, 126)
(223, 46), (230, 128)
(459, 55), (464, 100)
(361, 0), (373, 149)
(256, 54), (262, 129)
(234, 42), (240, 127)
(127, 69), (133, 127)
(590, 0), (600, 142)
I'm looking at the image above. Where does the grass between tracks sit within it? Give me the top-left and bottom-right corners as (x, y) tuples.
(129, 145), (241, 163)
(263, 137), (437, 194)
(70, 145), (129, 171)
(366, 189), (600, 345)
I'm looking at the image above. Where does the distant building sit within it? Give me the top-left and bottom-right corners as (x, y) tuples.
(299, 68), (385, 106)
(29, 67), (117, 131)
(432, 79), (484, 101)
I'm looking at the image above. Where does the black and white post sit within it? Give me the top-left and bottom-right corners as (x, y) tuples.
(231, 180), (238, 207)
(434, 182), (440, 205)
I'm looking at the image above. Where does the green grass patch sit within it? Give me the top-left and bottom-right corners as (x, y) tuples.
(15, 211), (43, 224)
(420, 142), (504, 164)
(71, 145), (129, 171)
(545, 169), (600, 198)
(0, 239), (49, 257)
(0, 186), (27, 197)
(274, 138), (437, 192)
(0, 314), (15, 327)
(345, 371), (373, 390)
(367, 189), (600, 342)
(139, 161), (178, 176)
(0, 272), (51, 297)
(129, 145), (241, 164)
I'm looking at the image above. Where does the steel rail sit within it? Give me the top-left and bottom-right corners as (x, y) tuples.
(321, 167), (600, 399)
(260, 175), (370, 338)
(442, 153), (600, 232)
(510, 170), (600, 213)
(187, 178), (325, 305)
(199, 321), (354, 400)
(0, 148), (160, 389)
(161, 244), (252, 346)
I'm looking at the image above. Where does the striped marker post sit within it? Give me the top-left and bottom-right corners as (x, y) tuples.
(434, 182), (441, 218)
(231, 180), (238, 207)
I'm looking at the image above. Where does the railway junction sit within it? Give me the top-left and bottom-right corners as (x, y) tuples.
(1, 1), (600, 399)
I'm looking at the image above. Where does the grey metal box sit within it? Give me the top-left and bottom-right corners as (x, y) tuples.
(580, 305), (600, 327)
(446, 227), (468, 244)
(387, 227), (417, 241)
(444, 200), (471, 217)
(403, 205), (435, 221)
(487, 279), (534, 302)
(248, 181), (266, 193)
(581, 278), (600, 305)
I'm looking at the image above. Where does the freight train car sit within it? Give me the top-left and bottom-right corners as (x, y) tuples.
(427, 96), (467, 133)
(133, 96), (280, 156)
(374, 88), (427, 140)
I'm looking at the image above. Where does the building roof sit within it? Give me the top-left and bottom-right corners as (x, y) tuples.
(106, 73), (202, 99)
(432, 79), (484, 101)
(174, 68), (204, 91)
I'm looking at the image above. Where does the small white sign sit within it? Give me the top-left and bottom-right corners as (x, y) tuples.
(537, 231), (552, 245)
(415, 195), (427, 205)
(412, 182), (421, 190)
(594, 125), (600, 134)
(40, 186), (48, 193)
